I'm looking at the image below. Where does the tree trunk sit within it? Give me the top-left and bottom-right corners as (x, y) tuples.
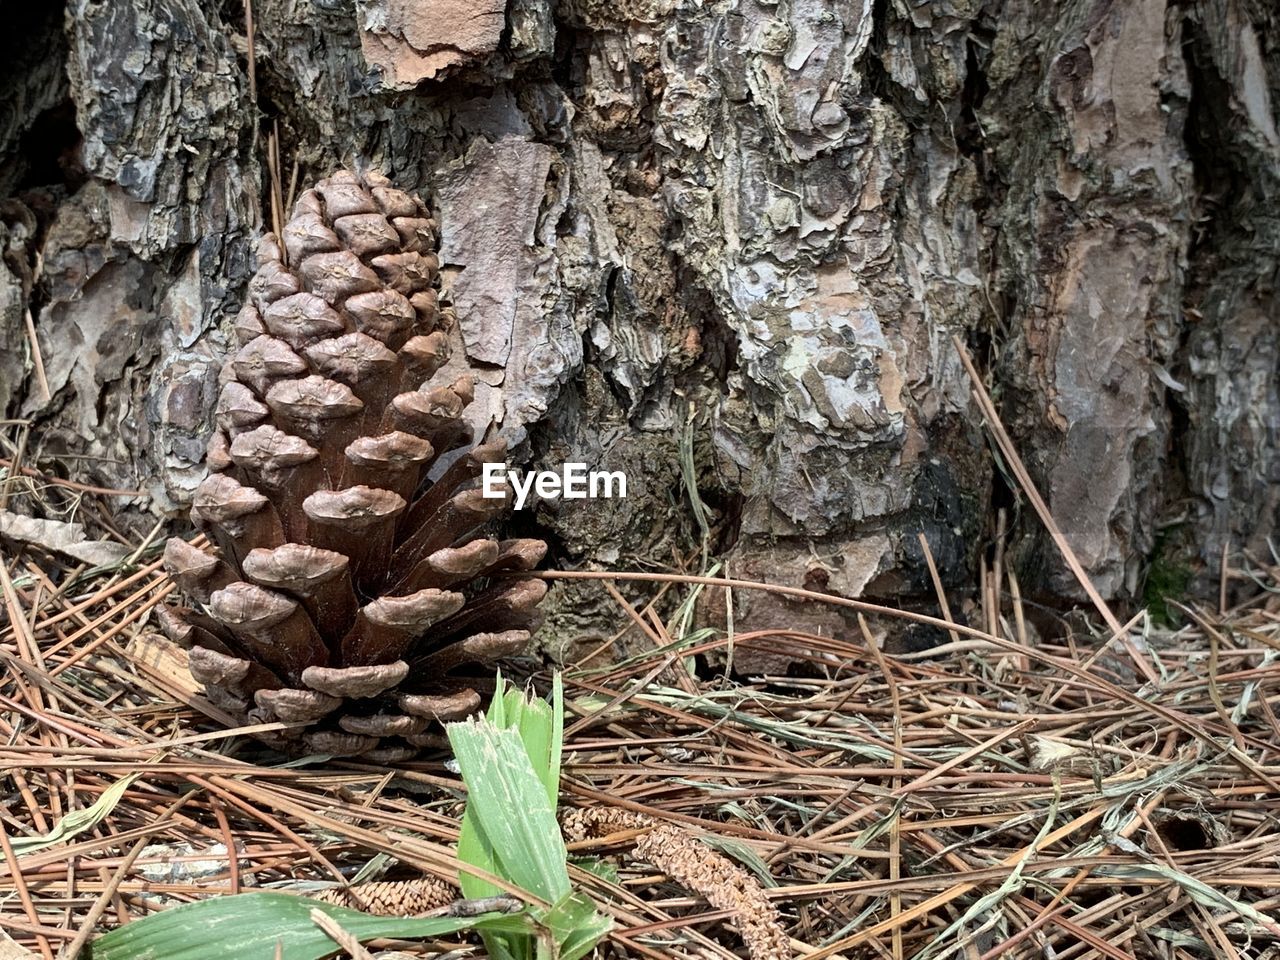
(2, 0), (1277, 647)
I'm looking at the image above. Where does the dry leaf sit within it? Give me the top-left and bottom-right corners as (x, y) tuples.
(0, 510), (131, 566)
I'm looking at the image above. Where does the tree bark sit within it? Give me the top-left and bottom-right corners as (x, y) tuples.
(2, 0), (1277, 644)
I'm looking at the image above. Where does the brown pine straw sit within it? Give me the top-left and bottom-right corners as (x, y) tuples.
(309, 908), (375, 960)
(4, 416), (1280, 958)
(951, 336), (1156, 686)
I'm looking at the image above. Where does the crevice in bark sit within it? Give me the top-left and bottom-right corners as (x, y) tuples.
(860, 0), (929, 127)
(1135, 14), (1212, 596)
(1164, 8), (1247, 595)
(0, 1), (69, 194)
(687, 272), (742, 556)
(8, 94), (86, 327)
(1179, 17), (1245, 268)
(862, 0), (893, 103)
(14, 102), (86, 196)
(582, 275), (641, 417)
(695, 299), (738, 388)
(955, 26), (994, 183)
(549, 14), (578, 91)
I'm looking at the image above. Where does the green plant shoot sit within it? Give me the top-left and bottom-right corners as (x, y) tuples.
(449, 673), (609, 960)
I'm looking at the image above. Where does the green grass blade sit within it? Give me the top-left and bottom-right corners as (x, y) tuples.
(447, 721), (571, 904)
(547, 673), (563, 811)
(560, 915), (613, 960)
(3, 775), (137, 861)
(544, 892), (612, 960)
(513, 691), (554, 805)
(457, 677), (563, 899)
(86, 892), (493, 960)
(458, 680), (551, 900)
(456, 804), (502, 900)
(487, 669), (509, 726)
(451, 673), (605, 960)
(699, 834), (779, 887)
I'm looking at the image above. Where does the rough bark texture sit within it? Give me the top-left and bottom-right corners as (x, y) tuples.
(2, 0), (1278, 648)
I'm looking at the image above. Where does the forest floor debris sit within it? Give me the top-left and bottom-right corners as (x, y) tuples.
(2, 427), (1280, 959)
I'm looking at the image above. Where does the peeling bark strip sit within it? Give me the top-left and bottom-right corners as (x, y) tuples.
(987, 0), (1194, 599)
(436, 137), (557, 369)
(356, 0), (507, 87)
(2, 0), (1278, 645)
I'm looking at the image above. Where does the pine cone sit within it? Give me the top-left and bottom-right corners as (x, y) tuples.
(161, 169), (547, 761)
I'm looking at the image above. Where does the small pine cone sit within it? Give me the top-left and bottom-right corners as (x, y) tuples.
(311, 877), (455, 916)
(634, 825), (790, 960)
(561, 807), (656, 842)
(562, 807), (790, 960)
(163, 169), (547, 759)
